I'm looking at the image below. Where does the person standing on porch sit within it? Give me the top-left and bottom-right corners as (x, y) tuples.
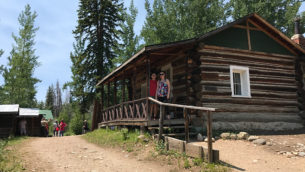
(156, 71), (171, 102)
(150, 73), (158, 119)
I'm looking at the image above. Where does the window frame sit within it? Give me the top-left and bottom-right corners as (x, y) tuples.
(230, 65), (251, 98)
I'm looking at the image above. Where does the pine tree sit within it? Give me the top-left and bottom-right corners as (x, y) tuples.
(72, 0), (123, 105)
(65, 34), (90, 113)
(228, 0), (302, 37)
(45, 85), (55, 114)
(114, 0), (140, 66)
(54, 81), (62, 117)
(141, 0), (228, 45)
(2, 4), (40, 107)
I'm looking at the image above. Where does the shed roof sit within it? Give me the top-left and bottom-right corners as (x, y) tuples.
(0, 104), (19, 114)
(39, 110), (53, 120)
(97, 13), (305, 86)
(19, 108), (39, 117)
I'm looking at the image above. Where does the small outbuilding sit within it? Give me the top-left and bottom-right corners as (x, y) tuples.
(17, 108), (43, 136)
(0, 104), (19, 138)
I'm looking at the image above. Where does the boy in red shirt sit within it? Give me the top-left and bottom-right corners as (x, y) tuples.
(150, 73), (158, 119)
(59, 120), (67, 137)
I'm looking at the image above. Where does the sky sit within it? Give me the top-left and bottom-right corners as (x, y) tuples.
(0, 0), (304, 103)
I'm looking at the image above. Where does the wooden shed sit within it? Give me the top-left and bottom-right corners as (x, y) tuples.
(17, 108), (43, 136)
(92, 13), (305, 132)
(0, 104), (19, 138)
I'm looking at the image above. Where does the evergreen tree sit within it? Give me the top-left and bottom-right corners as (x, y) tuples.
(45, 85), (55, 114)
(114, 0), (140, 66)
(54, 81), (62, 117)
(65, 35), (90, 113)
(228, 0), (302, 37)
(72, 0), (123, 107)
(141, 0), (227, 45)
(2, 4), (40, 107)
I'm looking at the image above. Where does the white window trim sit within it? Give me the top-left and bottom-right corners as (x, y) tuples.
(230, 65), (251, 98)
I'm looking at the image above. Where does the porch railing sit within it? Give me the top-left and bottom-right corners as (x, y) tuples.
(101, 98), (148, 122)
(98, 96), (216, 163)
(148, 97), (216, 163)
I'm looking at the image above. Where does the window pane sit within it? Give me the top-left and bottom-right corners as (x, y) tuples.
(233, 73), (242, 95)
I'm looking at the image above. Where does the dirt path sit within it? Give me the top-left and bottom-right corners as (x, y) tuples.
(18, 136), (175, 172)
(194, 137), (305, 172)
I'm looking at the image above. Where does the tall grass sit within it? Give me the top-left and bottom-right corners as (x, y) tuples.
(0, 137), (26, 172)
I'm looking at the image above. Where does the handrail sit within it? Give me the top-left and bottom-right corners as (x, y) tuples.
(148, 97), (216, 111)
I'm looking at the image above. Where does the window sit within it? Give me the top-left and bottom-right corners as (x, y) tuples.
(230, 66), (251, 97)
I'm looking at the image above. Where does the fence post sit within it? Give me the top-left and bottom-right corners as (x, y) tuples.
(184, 108), (189, 143)
(206, 111), (213, 163)
(158, 105), (164, 141)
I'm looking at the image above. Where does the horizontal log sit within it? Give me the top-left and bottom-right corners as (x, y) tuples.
(200, 64), (295, 77)
(200, 81), (297, 92)
(201, 97), (298, 106)
(201, 103), (298, 113)
(200, 55), (294, 70)
(202, 90), (297, 99)
(212, 112), (302, 123)
(198, 48), (295, 63)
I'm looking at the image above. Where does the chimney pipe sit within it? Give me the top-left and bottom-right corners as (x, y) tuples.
(295, 17), (301, 35)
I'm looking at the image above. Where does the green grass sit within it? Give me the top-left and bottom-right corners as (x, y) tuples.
(82, 128), (148, 151)
(0, 136), (27, 172)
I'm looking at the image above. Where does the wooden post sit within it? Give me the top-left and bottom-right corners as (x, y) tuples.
(158, 105), (164, 141)
(122, 79), (125, 119)
(146, 55), (151, 119)
(107, 82), (110, 107)
(206, 111), (213, 163)
(114, 80), (117, 105)
(184, 108), (189, 143)
(31, 118), (34, 136)
(122, 79), (126, 102)
(132, 68), (136, 117)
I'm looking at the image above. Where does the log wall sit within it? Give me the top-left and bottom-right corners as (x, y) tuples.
(197, 46), (304, 131)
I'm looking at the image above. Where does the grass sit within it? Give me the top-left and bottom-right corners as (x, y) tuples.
(83, 128), (149, 151)
(0, 136), (27, 172)
(83, 128), (230, 172)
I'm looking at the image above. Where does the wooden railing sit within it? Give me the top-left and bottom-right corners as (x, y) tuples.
(99, 97), (216, 163)
(100, 98), (148, 122)
(148, 97), (216, 163)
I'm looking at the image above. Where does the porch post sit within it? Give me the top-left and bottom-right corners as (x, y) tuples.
(122, 78), (125, 119)
(107, 82), (110, 107)
(146, 55), (151, 119)
(132, 67), (136, 118)
(114, 80), (117, 105)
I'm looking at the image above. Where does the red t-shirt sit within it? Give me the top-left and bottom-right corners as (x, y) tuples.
(150, 80), (157, 97)
(60, 122), (66, 131)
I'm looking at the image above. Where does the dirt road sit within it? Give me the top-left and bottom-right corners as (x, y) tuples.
(194, 135), (305, 172)
(18, 136), (174, 172)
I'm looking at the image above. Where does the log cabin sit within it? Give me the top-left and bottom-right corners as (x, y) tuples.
(92, 13), (305, 133)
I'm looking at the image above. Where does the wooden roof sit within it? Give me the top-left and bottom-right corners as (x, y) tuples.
(97, 13), (305, 86)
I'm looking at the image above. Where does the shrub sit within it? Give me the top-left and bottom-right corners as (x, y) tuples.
(69, 114), (83, 135)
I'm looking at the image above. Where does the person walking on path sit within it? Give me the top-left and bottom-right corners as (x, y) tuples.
(59, 120), (67, 137)
(82, 120), (89, 134)
(53, 120), (59, 137)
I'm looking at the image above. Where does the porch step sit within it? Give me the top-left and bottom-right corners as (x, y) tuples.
(148, 126), (192, 130)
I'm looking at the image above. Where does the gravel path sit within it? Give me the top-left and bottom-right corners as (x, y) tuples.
(18, 136), (173, 172)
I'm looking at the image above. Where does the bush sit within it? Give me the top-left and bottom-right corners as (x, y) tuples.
(69, 114), (83, 135)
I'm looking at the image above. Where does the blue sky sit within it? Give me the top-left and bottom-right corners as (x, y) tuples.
(0, 0), (304, 102)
